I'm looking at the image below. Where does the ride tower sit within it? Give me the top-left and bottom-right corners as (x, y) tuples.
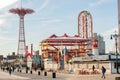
(9, 7), (34, 57)
(78, 10), (93, 38)
(78, 10), (94, 54)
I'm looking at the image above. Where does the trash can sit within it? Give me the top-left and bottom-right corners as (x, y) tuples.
(30, 70), (32, 74)
(52, 72), (56, 78)
(38, 71), (40, 75)
(44, 72), (47, 76)
(115, 77), (120, 80)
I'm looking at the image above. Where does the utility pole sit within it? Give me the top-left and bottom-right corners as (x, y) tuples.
(118, 0), (120, 53)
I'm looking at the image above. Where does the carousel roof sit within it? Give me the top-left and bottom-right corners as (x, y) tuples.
(41, 33), (90, 44)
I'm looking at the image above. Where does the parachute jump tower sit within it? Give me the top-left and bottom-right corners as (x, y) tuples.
(9, 7), (34, 56)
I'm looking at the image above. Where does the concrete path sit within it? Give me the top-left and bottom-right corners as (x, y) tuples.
(0, 69), (120, 80)
(12, 69), (120, 80)
(0, 70), (29, 80)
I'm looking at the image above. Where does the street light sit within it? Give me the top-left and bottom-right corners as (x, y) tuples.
(110, 31), (119, 74)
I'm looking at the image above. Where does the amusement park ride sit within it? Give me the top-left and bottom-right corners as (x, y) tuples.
(9, 0), (97, 69)
(40, 11), (98, 65)
(9, 0), (34, 67)
(9, 8), (34, 57)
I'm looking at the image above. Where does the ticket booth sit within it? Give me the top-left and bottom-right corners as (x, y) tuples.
(109, 55), (120, 74)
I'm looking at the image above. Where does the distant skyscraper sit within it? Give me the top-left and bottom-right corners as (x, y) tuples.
(93, 33), (105, 55)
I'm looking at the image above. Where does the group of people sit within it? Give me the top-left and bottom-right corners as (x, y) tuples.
(92, 65), (106, 79)
(1, 66), (13, 75)
(1, 65), (107, 78)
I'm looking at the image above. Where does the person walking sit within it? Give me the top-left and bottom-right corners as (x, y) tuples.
(12, 66), (15, 72)
(92, 65), (95, 71)
(9, 66), (12, 75)
(92, 65), (95, 74)
(101, 66), (106, 79)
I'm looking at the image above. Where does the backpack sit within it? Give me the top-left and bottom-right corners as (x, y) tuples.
(103, 67), (106, 73)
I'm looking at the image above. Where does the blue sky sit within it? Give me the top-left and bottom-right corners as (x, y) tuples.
(0, 0), (118, 56)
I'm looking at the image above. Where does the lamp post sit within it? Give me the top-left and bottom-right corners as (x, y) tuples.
(110, 31), (119, 74)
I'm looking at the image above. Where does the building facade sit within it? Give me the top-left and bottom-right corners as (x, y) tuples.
(94, 33), (105, 55)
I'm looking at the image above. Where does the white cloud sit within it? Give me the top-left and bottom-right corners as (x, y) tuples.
(0, 12), (11, 18)
(0, 0), (18, 26)
(0, 19), (5, 25)
(36, 0), (49, 12)
(100, 27), (118, 36)
(0, 0), (18, 9)
(41, 18), (63, 23)
(89, 0), (114, 6)
(0, 37), (16, 43)
(0, 12), (11, 25)
(99, 27), (118, 53)
(25, 18), (63, 24)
